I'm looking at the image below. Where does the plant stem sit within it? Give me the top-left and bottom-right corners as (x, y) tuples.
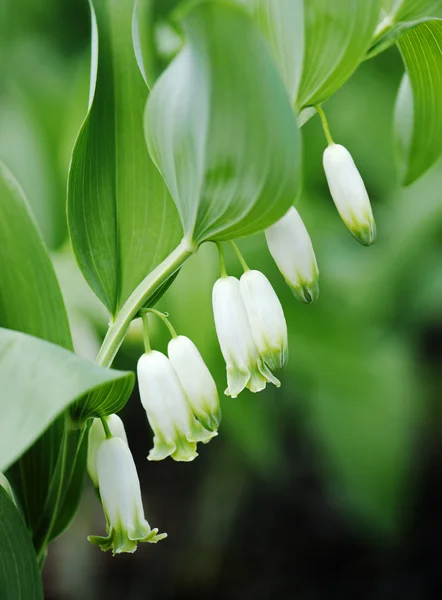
(140, 312), (152, 353)
(215, 241), (228, 277)
(100, 416), (112, 439)
(315, 105), (334, 146)
(96, 237), (196, 367)
(229, 240), (250, 272)
(144, 308), (178, 338)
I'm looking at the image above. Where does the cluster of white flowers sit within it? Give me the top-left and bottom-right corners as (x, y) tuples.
(87, 328), (221, 553)
(137, 336), (219, 462)
(212, 271), (287, 397)
(85, 109), (375, 555)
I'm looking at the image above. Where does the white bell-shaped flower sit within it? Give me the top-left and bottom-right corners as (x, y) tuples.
(168, 335), (221, 432)
(323, 143), (376, 246)
(137, 351), (216, 462)
(212, 276), (280, 398)
(265, 207), (319, 303)
(88, 437), (166, 554)
(87, 414), (128, 488)
(239, 270), (288, 372)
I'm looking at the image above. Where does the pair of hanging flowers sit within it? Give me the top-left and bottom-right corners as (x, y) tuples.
(85, 106), (376, 555)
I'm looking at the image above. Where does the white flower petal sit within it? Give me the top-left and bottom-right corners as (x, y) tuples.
(89, 437), (166, 554)
(137, 351), (215, 461)
(212, 276), (280, 396)
(265, 206), (319, 303)
(87, 414), (128, 488)
(240, 270), (288, 372)
(323, 143), (376, 246)
(168, 335), (221, 431)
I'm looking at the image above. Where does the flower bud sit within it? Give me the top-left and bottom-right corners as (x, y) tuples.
(323, 143), (376, 246)
(137, 351), (216, 462)
(168, 335), (221, 432)
(265, 207), (319, 303)
(239, 270), (288, 372)
(87, 414), (128, 488)
(88, 437), (166, 554)
(212, 276), (280, 398)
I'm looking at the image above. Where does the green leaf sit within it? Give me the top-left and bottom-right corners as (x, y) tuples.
(32, 427), (88, 551)
(249, 0), (304, 106)
(0, 488), (43, 600)
(0, 162), (133, 547)
(395, 19), (442, 184)
(366, 1), (442, 58)
(68, 0), (182, 316)
(0, 161), (75, 537)
(384, 0), (442, 22)
(145, 0), (301, 243)
(297, 0), (382, 108)
(0, 162), (72, 349)
(250, 0), (381, 110)
(0, 327), (134, 473)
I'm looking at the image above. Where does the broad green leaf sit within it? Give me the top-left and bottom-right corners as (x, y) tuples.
(249, 0), (304, 105)
(0, 162), (133, 546)
(0, 161), (75, 537)
(0, 327), (134, 472)
(297, 0), (381, 108)
(0, 488), (43, 600)
(383, 0), (442, 22)
(33, 427), (88, 549)
(146, 1), (301, 243)
(0, 162), (72, 349)
(68, 0), (181, 316)
(367, 1), (442, 58)
(395, 19), (442, 184)
(250, 0), (381, 110)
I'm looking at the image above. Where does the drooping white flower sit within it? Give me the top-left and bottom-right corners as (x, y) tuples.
(265, 206), (319, 303)
(168, 335), (221, 432)
(0, 472), (17, 506)
(88, 437), (166, 554)
(137, 351), (216, 462)
(323, 143), (376, 246)
(212, 276), (280, 398)
(87, 414), (128, 488)
(239, 270), (288, 372)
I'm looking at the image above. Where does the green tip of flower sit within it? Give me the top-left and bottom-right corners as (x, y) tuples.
(350, 220), (376, 247)
(88, 522), (166, 555)
(291, 278), (320, 304)
(196, 408), (222, 432)
(261, 346), (288, 372)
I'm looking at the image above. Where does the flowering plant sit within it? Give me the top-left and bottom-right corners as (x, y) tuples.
(1, 0), (442, 596)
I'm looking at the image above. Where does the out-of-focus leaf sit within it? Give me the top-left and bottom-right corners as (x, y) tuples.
(395, 19), (442, 184)
(0, 162), (72, 348)
(367, 0), (442, 58)
(133, 0), (157, 86)
(289, 312), (420, 532)
(384, 0), (442, 22)
(250, 0), (304, 105)
(0, 327), (133, 472)
(0, 161), (74, 535)
(366, 17), (433, 59)
(0, 488), (43, 600)
(296, 0), (381, 108)
(68, 0), (181, 316)
(245, 1), (381, 109)
(146, 0), (301, 243)
(0, 163), (133, 547)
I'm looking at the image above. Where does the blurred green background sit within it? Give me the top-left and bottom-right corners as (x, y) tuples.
(3, 1), (442, 598)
